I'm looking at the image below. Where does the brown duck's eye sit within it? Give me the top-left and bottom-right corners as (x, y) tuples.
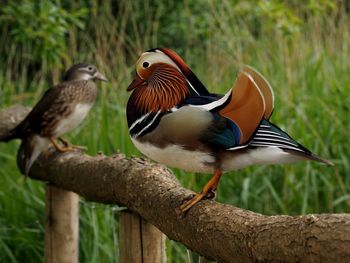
(142, 62), (149, 68)
(88, 66), (93, 71)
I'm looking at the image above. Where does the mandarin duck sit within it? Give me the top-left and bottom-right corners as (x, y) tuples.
(0, 63), (107, 175)
(126, 48), (333, 213)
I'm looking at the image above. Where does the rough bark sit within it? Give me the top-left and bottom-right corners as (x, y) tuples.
(1, 105), (350, 263)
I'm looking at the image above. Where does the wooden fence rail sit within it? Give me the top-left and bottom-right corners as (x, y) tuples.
(119, 211), (166, 263)
(45, 185), (79, 263)
(1, 105), (350, 263)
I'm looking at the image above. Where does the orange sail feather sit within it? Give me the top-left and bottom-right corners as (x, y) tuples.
(219, 72), (266, 144)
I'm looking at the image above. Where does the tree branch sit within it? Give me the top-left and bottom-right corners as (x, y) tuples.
(1, 106), (350, 263)
(0, 105), (31, 138)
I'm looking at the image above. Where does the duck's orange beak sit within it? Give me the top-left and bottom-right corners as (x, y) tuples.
(127, 74), (146, 91)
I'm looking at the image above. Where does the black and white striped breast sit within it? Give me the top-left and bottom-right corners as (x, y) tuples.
(128, 111), (164, 137)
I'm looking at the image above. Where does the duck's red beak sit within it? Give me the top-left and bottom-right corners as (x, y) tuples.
(127, 74), (146, 91)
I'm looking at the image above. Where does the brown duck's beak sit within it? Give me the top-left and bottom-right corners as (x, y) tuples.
(94, 71), (108, 82)
(127, 74), (146, 91)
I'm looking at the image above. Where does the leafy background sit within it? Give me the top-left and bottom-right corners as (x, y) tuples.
(0, 0), (349, 262)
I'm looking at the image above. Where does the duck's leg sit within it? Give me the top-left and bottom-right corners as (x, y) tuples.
(59, 137), (87, 150)
(50, 138), (75, 152)
(180, 169), (222, 213)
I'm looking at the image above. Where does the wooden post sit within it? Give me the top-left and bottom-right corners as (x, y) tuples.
(119, 211), (167, 263)
(44, 184), (80, 263)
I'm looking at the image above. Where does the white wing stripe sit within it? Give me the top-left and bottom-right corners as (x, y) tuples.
(188, 89), (231, 111)
(186, 79), (200, 96)
(252, 138), (299, 147)
(250, 142), (304, 152)
(227, 144), (249, 150)
(256, 130), (283, 136)
(255, 133), (291, 142)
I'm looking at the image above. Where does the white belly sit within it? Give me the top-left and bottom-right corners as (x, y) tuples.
(132, 138), (215, 173)
(54, 103), (93, 137)
(133, 138), (303, 173)
(222, 147), (302, 171)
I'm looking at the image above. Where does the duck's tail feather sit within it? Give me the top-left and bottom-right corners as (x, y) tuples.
(250, 120), (333, 166)
(0, 128), (21, 142)
(283, 148), (334, 166)
(17, 135), (50, 176)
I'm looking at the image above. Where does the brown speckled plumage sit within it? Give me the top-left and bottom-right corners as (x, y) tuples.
(7, 68), (100, 140)
(37, 80), (97, 136)
(1, 63), (106, 175)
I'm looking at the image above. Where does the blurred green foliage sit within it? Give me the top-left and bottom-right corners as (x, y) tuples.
(0, 0), (338, 74)
(1, 1), (87, 70)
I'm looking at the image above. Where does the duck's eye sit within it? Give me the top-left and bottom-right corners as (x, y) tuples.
(142, 62), (149, 68)
(88, 66), (93, 71)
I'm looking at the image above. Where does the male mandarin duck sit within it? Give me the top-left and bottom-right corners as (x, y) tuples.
(126, 48), (333, 213)
(0, 63), (107, 175)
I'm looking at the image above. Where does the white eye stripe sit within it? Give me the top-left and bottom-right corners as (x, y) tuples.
(138, 52), (181, 72)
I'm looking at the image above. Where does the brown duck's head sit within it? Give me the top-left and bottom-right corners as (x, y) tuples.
(127, 48), (210, 113)
(64, 63), (107, 82)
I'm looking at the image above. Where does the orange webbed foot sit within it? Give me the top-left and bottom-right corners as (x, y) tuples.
(179, 169), (222, 214)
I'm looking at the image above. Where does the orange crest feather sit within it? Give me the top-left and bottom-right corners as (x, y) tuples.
(133, 64), (189, 113)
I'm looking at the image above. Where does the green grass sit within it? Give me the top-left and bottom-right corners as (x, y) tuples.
(1, 1), (350, 262)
